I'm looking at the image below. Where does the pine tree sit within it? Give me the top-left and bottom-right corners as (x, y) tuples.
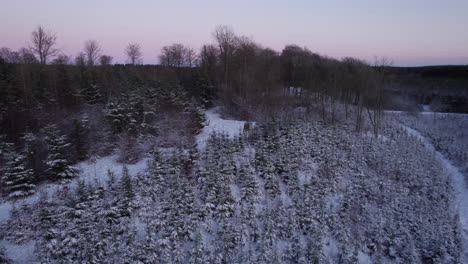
(121, 165), (134, 200)
(0, 135), (9, 179)
(43, 124), (78, 180)
(105, 101), (129, 134)
(264, 166), (280, 198)
(1, 146), (36, 199)
(21, 133), (41, 180)
(70, 117), (89, 161)
(83, 83), (102, 104)
(239, 164), (259, 203)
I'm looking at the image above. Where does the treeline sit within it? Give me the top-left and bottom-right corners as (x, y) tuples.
(385, 66), (468, 113)
(0, 24), (389, 198)
(201, 26), (388, 129)
(1, 25), (389, 124)
(0, 60), (211, 198)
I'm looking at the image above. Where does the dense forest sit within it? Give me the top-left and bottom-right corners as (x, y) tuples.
(385, 66), (468, 113)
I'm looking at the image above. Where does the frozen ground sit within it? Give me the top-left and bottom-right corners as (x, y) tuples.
(0, 154), (149, 223)
(196, 107), (254, 152)
(0, 153), (150, 262)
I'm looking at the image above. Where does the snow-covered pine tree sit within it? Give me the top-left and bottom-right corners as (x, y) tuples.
(263, 165), (281, 198)
(83, 83), (102, 104)
(239, 164), (259, 203)
(43, 124), (78, 180)
(121, 165), (134, 200)
(190, 230), (210, 264)
(105, 100), (129, 134)
(1, 145), (36, 199)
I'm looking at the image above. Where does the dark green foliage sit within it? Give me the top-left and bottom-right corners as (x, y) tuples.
(1, 144), (36, 199)
(83, 83), (102, 105)
(43, 124), (78, 180)
(121, 166), (133, 200)
(70, 117), (89, 161)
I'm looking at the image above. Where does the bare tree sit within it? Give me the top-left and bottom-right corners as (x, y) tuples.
(99, 55), (113, 65)
(19, 48), (39, 64)
(30, 25), (59, 64)
(84, 40), (101, 66)
(159, 43), (194, 67)
(0, 47), (19, 63)
(366, 57), (392, 136)
(125, 43), (142, 65)
(199, 44), (218, 81)
(213, 25), (236, 89)
(185, 47), (197, 67)
(74, 52), (86, 66)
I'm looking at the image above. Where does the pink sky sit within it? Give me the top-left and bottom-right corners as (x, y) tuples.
(1, 0), (467, 66)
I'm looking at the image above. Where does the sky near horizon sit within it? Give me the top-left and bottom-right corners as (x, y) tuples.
(1, 0), (467, 66)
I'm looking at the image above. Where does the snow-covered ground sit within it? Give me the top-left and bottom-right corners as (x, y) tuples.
(0, 153), (150, 262)
(76, 154), (150, 184)
(421, 104), (431, 112)
(0, 154), (149, 224)
(196, 107), (254, 152)
(402, 125), (468, 262)
(0, 105), (468, 263)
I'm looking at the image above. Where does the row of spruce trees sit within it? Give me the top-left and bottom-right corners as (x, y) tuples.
(0, 125), (78, 199)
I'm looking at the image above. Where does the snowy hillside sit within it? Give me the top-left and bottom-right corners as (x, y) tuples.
(1, 108), (466, 263)
(196, 107), (254, 151)
(0, 153), (150, 263)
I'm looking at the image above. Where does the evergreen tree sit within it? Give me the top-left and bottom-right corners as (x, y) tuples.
(121, 165), (134, 200)
(43, 124), (78, 180)
(1, 146), (36, 199)
(83, 83), (102, 104)
(105, 101), (127, 134)
(21, 133), (41, 180)
(0, 135), (9, 179)
(70, 117), (89, 161)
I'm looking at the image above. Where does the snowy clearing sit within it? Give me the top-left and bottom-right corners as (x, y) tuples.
(196, 107), (254, 151)
(76, 154), (150, 184)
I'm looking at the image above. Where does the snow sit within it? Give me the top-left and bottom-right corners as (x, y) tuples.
(0, 153), (150, 262)
(422, 104), (431, 112)
(0, 240), (35, 264)
(323, 237), (340, 261)
(358, 251), (373, 264)
(0, 154), (149, 222)
(0, 203), (12, 223)
(363, 131), (390, 142)
(385, 110), (468, 117)
(76, 154), (150, 184)
(229, 183), (241, 202)
(402, 125), (468, 262)
(196, 107), (254, 152)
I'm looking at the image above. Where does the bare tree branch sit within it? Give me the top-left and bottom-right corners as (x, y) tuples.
(84, 40), (101, 66)
(125, 43), (142, 65)
(30, 25), (59, 64)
